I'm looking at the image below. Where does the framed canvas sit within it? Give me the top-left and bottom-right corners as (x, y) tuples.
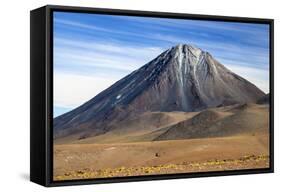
(30, 5), (274, 187)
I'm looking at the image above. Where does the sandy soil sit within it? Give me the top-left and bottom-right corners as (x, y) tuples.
(54, 111), (199, 144)
(54, 133), (269, 181)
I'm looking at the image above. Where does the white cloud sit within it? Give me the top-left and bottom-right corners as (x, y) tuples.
(54, 38), (164, 72)
(225, 64), (269, 93)
(54, 18), (114, 33)
(54, 72), (120, 108)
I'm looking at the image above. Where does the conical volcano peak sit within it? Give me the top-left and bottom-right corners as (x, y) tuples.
(173, 43), (201, 50)
(164, 43), (206, 71)
(172, 44), (203, 58)
(54, 43), (265, 139)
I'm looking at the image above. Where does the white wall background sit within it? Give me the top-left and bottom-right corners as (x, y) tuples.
(0, 0), (279, 191)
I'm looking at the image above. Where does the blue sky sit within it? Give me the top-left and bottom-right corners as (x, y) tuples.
(53, 11), (270, 117)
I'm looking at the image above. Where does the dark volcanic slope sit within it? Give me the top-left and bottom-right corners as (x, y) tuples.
(155, 104), (269, 141)
(54, 44), (265, 139)
(155, 110), (222, 141)
(257, 93), (270, 104)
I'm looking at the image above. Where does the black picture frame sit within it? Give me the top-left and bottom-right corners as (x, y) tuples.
(30, 4), (274, 187)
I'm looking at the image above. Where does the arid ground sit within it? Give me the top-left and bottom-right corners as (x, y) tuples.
(54, 103), (269, 181)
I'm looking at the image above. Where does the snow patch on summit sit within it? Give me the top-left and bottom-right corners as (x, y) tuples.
(177, 45), (184, 87)
(116, 94), (122, 99)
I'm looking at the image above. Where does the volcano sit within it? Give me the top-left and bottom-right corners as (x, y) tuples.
(54, 44), (265, 140)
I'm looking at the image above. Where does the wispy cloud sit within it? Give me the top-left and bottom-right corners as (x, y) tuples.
(225, 64), (269, 93)
(54, 72), (120, 109)
(54, 38), (164, 76)
(54, 18), (112, 33)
